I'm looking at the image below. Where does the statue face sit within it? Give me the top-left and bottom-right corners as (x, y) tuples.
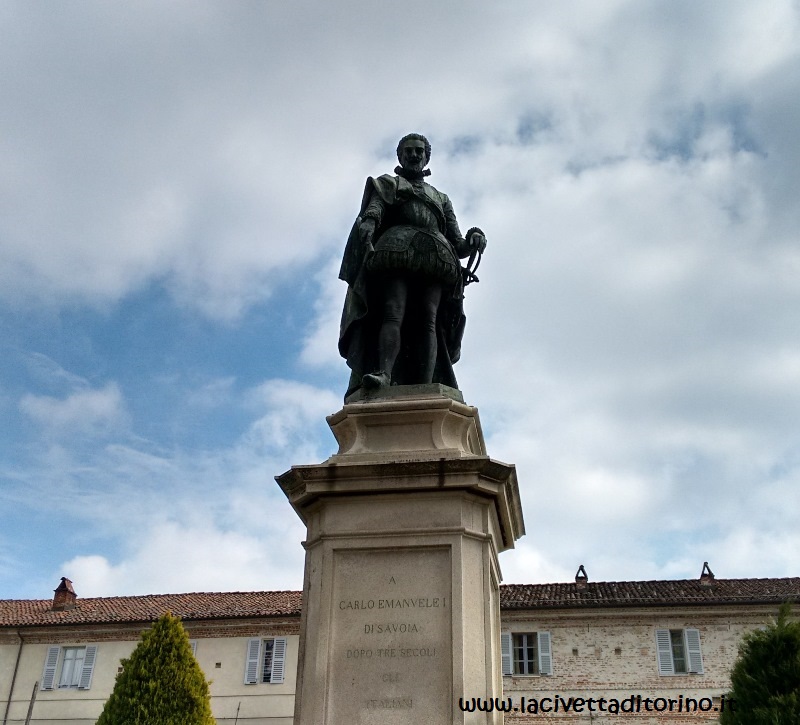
(399, 139), (428, 173)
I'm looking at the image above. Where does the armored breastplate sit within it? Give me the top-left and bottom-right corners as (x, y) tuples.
(399, 197), (440, 233)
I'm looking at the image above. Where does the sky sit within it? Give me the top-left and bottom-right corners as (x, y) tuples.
(2, 0), (800, 600)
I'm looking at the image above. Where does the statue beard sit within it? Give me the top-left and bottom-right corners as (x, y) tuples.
(395, 165), (431, 180)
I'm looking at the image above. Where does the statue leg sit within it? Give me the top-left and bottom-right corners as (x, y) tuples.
(376, 276), (408, 379)
(364, 275), (408, 388)
(419, 282), (443, 384)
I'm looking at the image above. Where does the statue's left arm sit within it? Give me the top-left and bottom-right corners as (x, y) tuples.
(443, 195), (486, 258)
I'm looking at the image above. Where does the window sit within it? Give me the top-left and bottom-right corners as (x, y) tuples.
(40, 645), (98, 691)
(656, 629), (703, 675)
(513, 633), (538, 674)
(59, 647), (85, 688)
(501, 632), (552, 676)
(244, 637), (287, 684)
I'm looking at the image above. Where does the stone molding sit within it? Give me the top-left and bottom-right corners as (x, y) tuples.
(326, 392), (486, 461)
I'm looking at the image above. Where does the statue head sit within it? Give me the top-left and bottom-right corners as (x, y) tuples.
(396, 133), (431, 173)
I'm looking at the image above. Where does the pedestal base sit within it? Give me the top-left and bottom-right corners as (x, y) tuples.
(276, 393), (524, 724)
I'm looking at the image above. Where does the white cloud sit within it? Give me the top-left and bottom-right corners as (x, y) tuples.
(299, 256), (347, 370)
(62, 520), (304, 597)
(243, 379), (340, 451)
(24, 378), (339, 595)
(501, 547), (573, 588)
(1, 1), (793, 321)
(19, 383), (127, 435)
(184, 376), (237, 410)
(2, 0), (800, 597)
(710, 527), (800, 578)
(23, 352), (92, 391)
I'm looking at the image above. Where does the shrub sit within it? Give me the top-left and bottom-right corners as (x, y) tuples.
(96, 612), (215, 725)
(720, 602), (800, 725)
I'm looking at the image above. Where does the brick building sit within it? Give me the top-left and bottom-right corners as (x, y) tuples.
(1, 567), (797, 724)
(499, 566), (799, 724)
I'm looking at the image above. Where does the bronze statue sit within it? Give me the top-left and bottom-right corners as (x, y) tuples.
(338, 134), (487, 399)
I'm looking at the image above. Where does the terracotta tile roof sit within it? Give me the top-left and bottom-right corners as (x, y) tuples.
(0, 591), (302, 628)
(500, 577), (800, 610)
(2, 578), (798, 628)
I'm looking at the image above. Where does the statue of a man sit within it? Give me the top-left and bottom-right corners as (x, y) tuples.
(338, 133), (487, 399)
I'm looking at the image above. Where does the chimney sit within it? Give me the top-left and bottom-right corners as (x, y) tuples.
(575, 565), (588, 590)
(52, 577), (77, 611)
(699, 562), (715, 587)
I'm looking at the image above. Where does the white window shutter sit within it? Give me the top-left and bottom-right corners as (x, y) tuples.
(655, 629), (674, 675)
(244, 638), (261, 684)
(500, 632), (513, 676)
(78, 646), (97, 690)
(684, 629), (704, 674)
(190, 640), (198, 656)
(538, 632), (553, 675)
(271, 637), (287, 684)
(41, 646), (60, 690)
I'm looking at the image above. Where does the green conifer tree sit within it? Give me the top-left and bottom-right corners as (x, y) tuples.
(720, 602), (800, 725)
(96, 612), (216, 725)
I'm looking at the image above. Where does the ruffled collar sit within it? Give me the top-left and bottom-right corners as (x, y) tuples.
(395, 166), (431, 180)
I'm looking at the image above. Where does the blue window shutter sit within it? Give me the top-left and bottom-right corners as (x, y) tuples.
(244, 638), (261, 684)
(41, 646), (60, 690)
(538, 632), (553, 675)
(685, 629), (704, 674)
(501, 632), (513, 675)
(656, 629), (674, 675)
(78, 646), (97, 689)
(271, 637), (287, 684)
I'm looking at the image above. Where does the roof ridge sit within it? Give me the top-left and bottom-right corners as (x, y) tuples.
(499, 576), (800, 588)
(4, 578), (800, 603)
(3, 579), (798, 627)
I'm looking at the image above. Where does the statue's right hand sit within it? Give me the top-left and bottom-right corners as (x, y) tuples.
(359, 218), (376, 249)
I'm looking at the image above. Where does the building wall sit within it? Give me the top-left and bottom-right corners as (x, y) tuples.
(500, 603), (777, 724)
(0, 603), (780, 724)
(0, 619), (299, 725)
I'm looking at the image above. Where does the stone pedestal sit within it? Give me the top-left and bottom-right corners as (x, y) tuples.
(276, 387), (524, 724)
